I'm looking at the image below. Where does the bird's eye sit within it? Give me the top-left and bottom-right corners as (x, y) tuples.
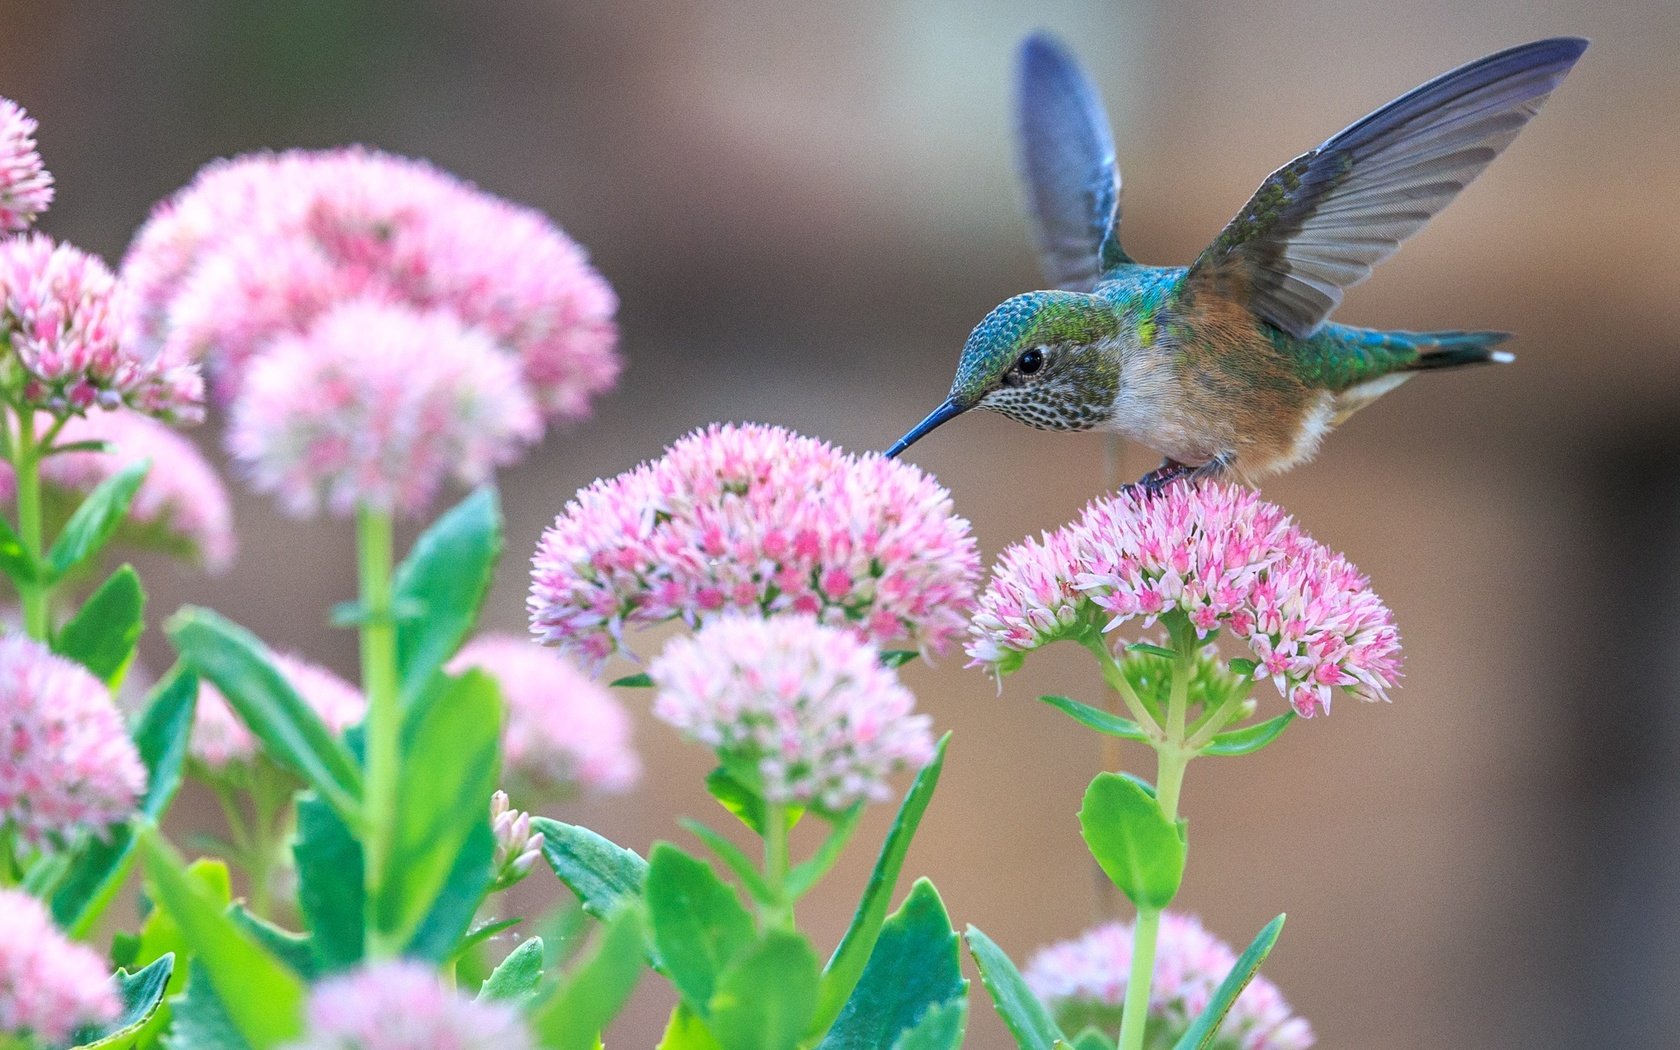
(1017, 348), (1045, 375)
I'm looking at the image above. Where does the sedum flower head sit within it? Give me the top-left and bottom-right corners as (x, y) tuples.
(122, 146), (619, 416)
(968, 483), (1401, 717)
(0, 234), (203, 421)
(192, 652), (363, 773)
(227, 299), (540, 518)
(0, 635), (144, 849)
(284, 959), (536, 1050)
(0, 408), (236, 571)
(1024, 914), (1314, 1050)
(449, 634), (639, 793)
(649, 615), (935, 811)
(0, 97), (53, 230)
(0, 888), (119, 1042)
(529, 423), (980, 666)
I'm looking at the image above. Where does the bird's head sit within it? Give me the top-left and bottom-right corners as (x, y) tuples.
(886, 290), (1121, 458)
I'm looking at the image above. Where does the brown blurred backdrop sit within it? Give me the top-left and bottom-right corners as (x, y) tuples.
(5, 0), (1679, 1045)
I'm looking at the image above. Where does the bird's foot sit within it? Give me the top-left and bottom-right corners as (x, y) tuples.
(1120, 456), (1230, 499)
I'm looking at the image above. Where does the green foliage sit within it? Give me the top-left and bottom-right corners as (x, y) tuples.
(785, 806), (862, 899)
(964, 926), (1064, 1050)
(391, 486), (501, 706)
(371, 669), (502, 949)
(706, 931), (820, 1050)
(124, 857), (231, 1048)
(162, 969), (249, 1050)
(1170, 915), (1286, 1050)
(53, 563), (144, 688)
(1078, 773), (1185, 910)
(53, 669), (197, 936)
(47, 460), (147, 581)
(403, 817), (495, 962)
(889, 1001), (968, 1050)
(0, 511), (36, 582)
(66, 953), (174, 1050)
(533, 817), (648, 919)
(705, 767), (802, 835)
(1038, 694), (1148, 740)
(817, 879), (967, 1050)
(879, 650), (919, 668)
(168, 608), (363, 824)
(137, 828), (306, 1049)
(646, 844), (756, 1015)
(813, 734), (948, 1035)
(477, 937), (545, 1003)
(658, 1005), (726, 1049)
(293, 793), (364, 973)
(680, 819), (771, 904)
(1202, 713), (1294, 757)
(230, 908), (317, 979)
(610, 672), (654, 688)
(530, 906), (647, 1050)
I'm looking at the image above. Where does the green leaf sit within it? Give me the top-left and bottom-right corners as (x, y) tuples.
(125, 857), (230, 1047)
(1038, 695), (1149, 739)
(162, 967), (250, 1050)
(230, 908), (317, 980)
(705, 766), (803, 836)
(889, 1000), (968, 1050)
(0, 511), (38, 583)
(66, 953), (174, 1050)
(817, 879), (967, 1049)
(611, 672), (654, 688)
(478, 937), (545, 1003)
(785, 806), (862, 899)
(533, 817), (648, 919)
(680, 819), (772, 904)
(392, 486), (501, 705)
(1170, 915), (1286, 1050)
(964, 926), (1064, 1050)
(531, 906), (647, 1050)
(879, 650), (918, 669)
(1126, 642), (1178, 659)
(293, 793), (364, 973)
(405, 816), (496, 962)
(1078, 772), (1186, 910)
(137, 828), (306, 1049)
(53, 669), (197, 936)
(46, 460), (147, 580)
(658, 1005), (727, 1050)
(812, 733), (948, 1036)
(373, 669), (502, 948)
(646, 843), (756, 1015)
(54, 564), (145, 688)
(707, 930), (820, 1050)
(167, 608), (362, 823)
(453, 918), (522, 963)
(1227, 658), (1258, 677)
(1202, 712), (1295, 757)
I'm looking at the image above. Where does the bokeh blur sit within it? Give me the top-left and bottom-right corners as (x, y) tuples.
(5, 0), (1678, 1045)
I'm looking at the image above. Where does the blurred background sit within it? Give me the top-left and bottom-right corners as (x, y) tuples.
(4, 0), (1678, 1045)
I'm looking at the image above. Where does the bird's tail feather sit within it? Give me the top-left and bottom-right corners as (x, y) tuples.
(1405, 330), (1514, 369)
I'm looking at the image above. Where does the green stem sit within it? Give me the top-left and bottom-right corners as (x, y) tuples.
(1118, 906), (1161, 1050)
(762, 802), (794, 932)
(12, 409), (48, 640)
(357, 505), (400, 958)
(1080, 631), (1161, 739)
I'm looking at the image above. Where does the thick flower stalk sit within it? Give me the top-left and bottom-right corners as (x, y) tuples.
(1024, 914), (1314, 1050)
(0, 635), (144, 853)
(0, 408), (236, 571)
(529, 422), (980, 665)
(227, 300), (540, 519)
(649, 615), (935, 813)
(282, 960), (535, 1050)
(122, 146), (619, 415)
(448, 635), (639, 794)
(969, 482), (1401, 719)
(0, 98), (52, 231)
(0, 888), (119, 1042)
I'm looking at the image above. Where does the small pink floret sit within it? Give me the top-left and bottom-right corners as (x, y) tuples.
(0, 98), (53, 230)
(0, 888), (119, 1042)
(284, 959), (535, 1050)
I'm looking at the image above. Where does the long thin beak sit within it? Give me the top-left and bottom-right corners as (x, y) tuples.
(885, 397), (965, 459)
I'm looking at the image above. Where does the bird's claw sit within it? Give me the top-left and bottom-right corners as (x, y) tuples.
(1122, 461), (1193, 500)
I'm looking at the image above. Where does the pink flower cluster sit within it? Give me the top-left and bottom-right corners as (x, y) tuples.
(968, 483), (1401, 718)
(283, 960), (535, 1050)
(0, 635), (144, 848)
(122, 146), (619, 415)
(0, 408), (235, 571)
(192, 653), (363, 773)
(227, 302), (540, 517)
(0, 235), (202, 421)
(529, 423), (979, 665)
(649, 616), (935, 811)
(449, 634), (639, 794)
(0, 888), (119, 1042)
(0, 98), (52, 230)
(1024, 914), (1314, 1050)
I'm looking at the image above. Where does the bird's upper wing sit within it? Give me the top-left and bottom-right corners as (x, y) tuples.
(1015, 33), (1129, 292)
(1183, 37), (1588, 338)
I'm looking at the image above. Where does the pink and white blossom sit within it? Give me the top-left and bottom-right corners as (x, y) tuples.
(649, 615), (934, 811)
(192, 652), (363, 772)
(489, 790), (543, 888)
(1024, 914), (1314, 1050)
(449, 634), (639, 793)
(0, 635), (144, 848)
(968, 483), (1401, 717)
(529, 423), (979, 665)
(284, 960), (535, 1050)
(0, 97), (52, 230)
(0, 888), (119, 1042)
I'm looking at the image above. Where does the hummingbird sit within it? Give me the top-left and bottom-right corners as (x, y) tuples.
(885, 35), (1588, 489)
